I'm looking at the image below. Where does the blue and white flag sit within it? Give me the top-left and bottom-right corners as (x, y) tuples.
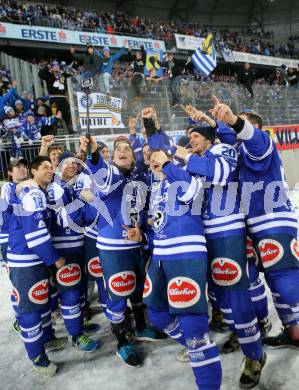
(192, 33), (217, 77)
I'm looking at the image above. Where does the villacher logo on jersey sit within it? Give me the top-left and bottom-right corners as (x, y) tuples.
(168, 277), (200, 308)
(143, 275), (152, 298)
(290, 239), (299, 261)
(12, 287), (20, 305)
(211, 258), (242, 286)
(88, 257), (103, 278)
(57, 264), (81, 286)
(258, 239), (284, 268)
(28, 280), (49, 304)
(109, 271), (136, 296)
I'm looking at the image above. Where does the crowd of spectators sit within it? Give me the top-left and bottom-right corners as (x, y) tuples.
(0, 0), (298, 59)
(1, 40), (299, 162)
(0, 66), (62, 160)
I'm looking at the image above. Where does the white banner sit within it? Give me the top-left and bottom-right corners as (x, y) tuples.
(0, 22), (165, 51)
(232, 51), (299, 68)
(77, 92), (124, 129)
(221, 47), (235, 63)
(174, 33), (204, 51)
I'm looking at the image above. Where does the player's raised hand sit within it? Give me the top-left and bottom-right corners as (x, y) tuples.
(211, 95), (221, 106)
(79, 135), (98, 153)
(42, 135), (55, 147)
(209, 95), (237, 125)
(141, 106), (154, 119)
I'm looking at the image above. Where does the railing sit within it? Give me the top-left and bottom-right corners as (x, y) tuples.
(67, 76), (299, 136)
(2, 52), (299, 184)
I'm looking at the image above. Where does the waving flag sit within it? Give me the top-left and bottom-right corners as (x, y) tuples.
(192, 33), (217, 78)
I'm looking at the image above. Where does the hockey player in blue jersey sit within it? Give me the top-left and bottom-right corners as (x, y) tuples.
(128, 149), (222, 389)
(210, 100), (299, 350)
(73, 170), (109, 312)
(0, 159), (28, 334)
(1, 159), (28, 262)
(174, 126), (266, 389)
(183, 104), (271, 344)
(7, 156), (67, 376)
(47, 152), (100, 352)
(79, 135), (163, 367)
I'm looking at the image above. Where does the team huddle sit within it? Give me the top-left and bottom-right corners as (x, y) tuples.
(1, 97), (299, 390)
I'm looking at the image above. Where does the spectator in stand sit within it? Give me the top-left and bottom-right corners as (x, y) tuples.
(70, 45), (102, 81)
(35, 97), (51, 116)
(128, 46), (147, 100)
(0, 80), (17, 120)
(18, 91), (36, 112)
(2, 106), (24, 160)
(38, 61), (72, 131)
(36, 106), (59, 136)
(270, 65), (289, 87)
(146, 68), (164, 88)
(238, 62), (255, 98)
(14, 99), (25, 117)
(0, 1), (298, 60)
(164, 53), (188, 107)
(287, 67), (298, 87)
(95, 43), (127, 95)
(20, 110), (62, 143)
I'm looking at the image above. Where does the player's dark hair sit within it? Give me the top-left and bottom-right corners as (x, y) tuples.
(30, 156), (51, 177)
(150, 149), (171, 159)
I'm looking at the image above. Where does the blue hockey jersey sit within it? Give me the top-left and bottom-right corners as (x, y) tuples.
(0, 182), (15, 245)
(7, 185), (60, 268)
(47, 180), (85, 254)
(234, 119), (297, 238)
(149, 162), (207, 261)
(186, 143), (245, 239)
(87, 153), (148, 251)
